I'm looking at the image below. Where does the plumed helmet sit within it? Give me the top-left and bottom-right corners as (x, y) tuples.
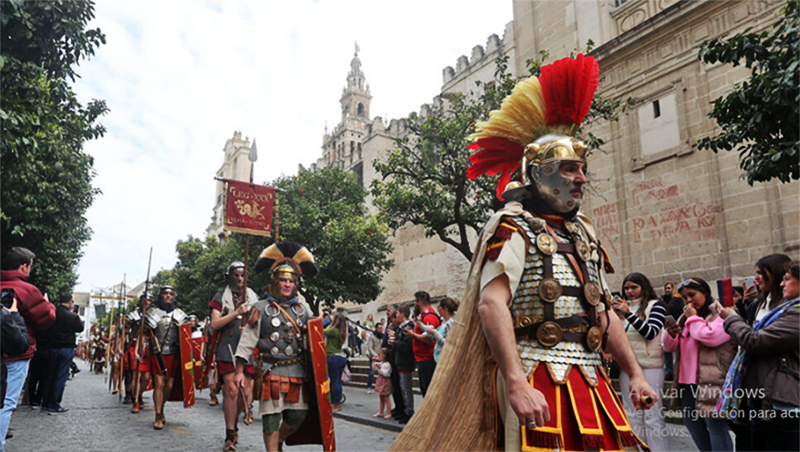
(466, 54), (599, 212)
(254, 241), (318, 300)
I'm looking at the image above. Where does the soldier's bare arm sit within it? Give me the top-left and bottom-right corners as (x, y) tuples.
(478, 274), (551, 427)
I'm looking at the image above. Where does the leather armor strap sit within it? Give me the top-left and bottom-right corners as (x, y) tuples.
(515, 328), (587, 344)
(542, 253), (555, 322)
(556, 243), (574, 254)
(576, 259), (599, 328)
(514, 313), (589, 334)
(269, 302), (302, 336)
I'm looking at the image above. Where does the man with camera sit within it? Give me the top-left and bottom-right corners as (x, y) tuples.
(41, 293), (84, 414)
(0, 247), (56, 451)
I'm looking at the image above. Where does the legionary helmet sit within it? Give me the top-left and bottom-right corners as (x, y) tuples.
(466, 54), (599, 214)
(225, 261), (246, 287)
(157, 285), (177, 310)
(254, 241), (318, 300)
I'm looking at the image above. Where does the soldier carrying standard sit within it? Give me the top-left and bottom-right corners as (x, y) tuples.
(234, 242), (329, 452)
(209, 262), (259, 451)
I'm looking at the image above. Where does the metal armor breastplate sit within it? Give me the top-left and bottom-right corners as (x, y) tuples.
(146, 307), (187, 355)
(508, 215), (604, 384)
(256, 300), (310, 378)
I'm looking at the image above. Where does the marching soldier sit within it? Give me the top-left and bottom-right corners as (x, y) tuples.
(209, 262), (259, 451)
(234, 242), (329, 452)
(140, 286), (190, 430)
(129, 294), (152, 413)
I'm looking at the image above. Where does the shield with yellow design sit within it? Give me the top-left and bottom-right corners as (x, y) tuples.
(285, 316), (336, 451)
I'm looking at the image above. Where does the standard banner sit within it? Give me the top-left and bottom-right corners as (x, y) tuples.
(224, 179), (275, 237)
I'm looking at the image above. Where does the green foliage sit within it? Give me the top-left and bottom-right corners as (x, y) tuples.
(154, 167), (393, 316)
(271, 167), (393, 314)
(695, 0), (799, 185)
(1, 0), (108, 294)
(371, 51), (628, 261)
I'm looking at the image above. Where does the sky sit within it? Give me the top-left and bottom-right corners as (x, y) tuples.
(72, 0), (512, 292)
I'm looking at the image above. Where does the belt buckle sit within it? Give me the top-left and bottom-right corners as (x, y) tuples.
(536, 321), (563, 347)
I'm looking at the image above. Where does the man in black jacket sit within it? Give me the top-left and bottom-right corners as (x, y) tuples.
(382, 305), (405, 420)
(392, 305), (415, 424)
(42, 293), (84, 414)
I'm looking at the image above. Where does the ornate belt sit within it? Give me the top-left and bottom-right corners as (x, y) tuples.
(260, 355), (304, 366)
(514, 313), (602, 351)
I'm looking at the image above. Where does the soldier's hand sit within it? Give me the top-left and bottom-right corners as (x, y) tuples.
(237, 303), (248, 316)
(629, 375), (657, 410)
(233, 371), (245, 389)
(509, 381), (550, 429)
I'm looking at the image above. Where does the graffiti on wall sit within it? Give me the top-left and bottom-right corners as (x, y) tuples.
(590, 180), (725, 253)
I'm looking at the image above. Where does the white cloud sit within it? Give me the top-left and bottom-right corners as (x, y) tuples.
(73, 0), (512, 291)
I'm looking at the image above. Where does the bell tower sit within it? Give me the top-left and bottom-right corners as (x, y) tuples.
(340, 43), (371, 122)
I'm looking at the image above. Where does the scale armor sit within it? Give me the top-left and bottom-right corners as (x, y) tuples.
(254, 300), (310, 379)
(145, 307), (188, 355)
(508, 215), (605, 385)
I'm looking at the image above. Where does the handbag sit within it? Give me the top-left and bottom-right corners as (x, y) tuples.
(342, 365), (351, 383)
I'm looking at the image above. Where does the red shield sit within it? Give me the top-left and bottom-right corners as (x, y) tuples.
(285, 317), (336, 451)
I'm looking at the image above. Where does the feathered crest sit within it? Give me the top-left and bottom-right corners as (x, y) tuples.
(254, 241), (318, 277)
(466, 54), (599, 199)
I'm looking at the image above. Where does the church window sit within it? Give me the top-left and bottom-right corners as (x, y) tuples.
(357, 103), (365, 117)
(350, 141), (354, 154)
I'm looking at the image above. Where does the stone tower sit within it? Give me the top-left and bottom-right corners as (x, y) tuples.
(320, 45), (372, 185)
(206, 131), (253, 238)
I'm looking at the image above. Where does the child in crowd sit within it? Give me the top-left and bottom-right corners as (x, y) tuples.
(373, 348), (392, 419)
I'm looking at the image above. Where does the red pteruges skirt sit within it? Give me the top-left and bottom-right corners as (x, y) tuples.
(520, 363), (649, 452)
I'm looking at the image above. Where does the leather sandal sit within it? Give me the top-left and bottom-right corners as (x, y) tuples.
(131, 403), (140, 414)
(223, 429), (237, 451)
(153, 414), (164, 430)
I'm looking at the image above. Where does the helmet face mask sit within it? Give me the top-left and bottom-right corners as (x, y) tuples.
(530, 160), (585, 213)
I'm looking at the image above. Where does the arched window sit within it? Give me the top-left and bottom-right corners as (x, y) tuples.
(357, 103), (365, 117)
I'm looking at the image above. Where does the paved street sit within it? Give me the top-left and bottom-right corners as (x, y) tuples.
(7, 360), (396, 452)
(8, 360), (705, 451)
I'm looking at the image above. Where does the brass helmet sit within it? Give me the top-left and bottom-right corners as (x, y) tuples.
(466, 54), (598, 212)
(254, 241), (318, 300)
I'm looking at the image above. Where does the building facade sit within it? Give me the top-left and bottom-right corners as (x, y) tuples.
(206, 131), (255, 238)
(320, 0), (798, 320)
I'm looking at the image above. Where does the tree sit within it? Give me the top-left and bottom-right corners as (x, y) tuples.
(271, 167), (393, 315)
(371, 51), (629, 262)
(1, 0), (108, 294)
(694, 0), (799, 184)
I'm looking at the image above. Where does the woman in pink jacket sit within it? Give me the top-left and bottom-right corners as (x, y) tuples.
(664, 277), (735, 452)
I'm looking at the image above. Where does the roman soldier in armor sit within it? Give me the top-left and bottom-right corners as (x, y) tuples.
(129, 294), (152, 412)
(390, 55), (656, 451)
(233, 242), (318, 452)
(139, 285), (189, 430)
(209, 261), (259, 451)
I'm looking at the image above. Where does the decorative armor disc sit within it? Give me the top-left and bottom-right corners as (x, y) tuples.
(285, 345), (294, 356)
(284, 321), (295, 332)
(536, 233), (558, 255)
(575, 240), (591, 261)
(538, 278), (563, 303)
(564, 221), (581, 236)
(270, 346), (280, 356)
(584, 282), (601, 306)
(270, 332), (280, 342)
(536, 321), (563, 347)
(271, 317), (282, 328)
(586, 326), (602, 351)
